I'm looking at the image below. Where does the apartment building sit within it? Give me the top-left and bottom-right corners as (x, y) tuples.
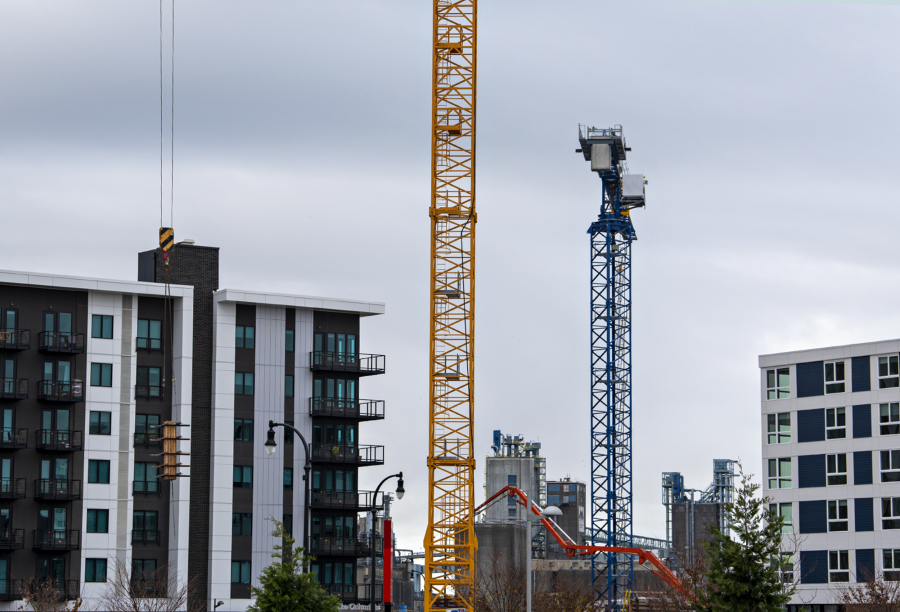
(761, 340), (900, 609)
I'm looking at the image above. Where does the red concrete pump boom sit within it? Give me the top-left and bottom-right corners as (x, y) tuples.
(474, 486), (689, 599)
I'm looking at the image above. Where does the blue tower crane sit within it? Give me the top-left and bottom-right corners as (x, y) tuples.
(577, 124), (646, 610)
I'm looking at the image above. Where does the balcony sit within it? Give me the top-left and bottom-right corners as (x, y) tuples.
(0, 329), (30, 351)
(33, 529), (80, 551)
(309, 397), (385, 421)
(0, 379), (27, 400)
(133, 480), (160, 495)
(309, 535), (381, 557)
(37, 332), (84, 354)
(310, 352), (385, 376)
(311, 444), (384, 466)
(0, 478), (26, 500)
(133, 432), (161, 448)
(0, 579), (21, 602)
(35, 430), (82, 451)
(135, 385), (163, 399)
(0, 529), (24, 550)
(0, 428), (27, 450)
(7, 580), (79, 602)
(310, 489), (382, 512)
(321, 584), (383, 605)
(34, 479), (81, 501)
(132, 530), (161, 544)
(37, 381), (83, 403)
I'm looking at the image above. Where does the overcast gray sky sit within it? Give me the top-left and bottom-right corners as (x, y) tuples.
(2, 0), (900, 551)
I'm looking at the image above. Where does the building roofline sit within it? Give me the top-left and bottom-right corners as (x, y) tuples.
(759, 337), (900, 367)
(213, 288), (385, 316)
(0, 269), (193, 298)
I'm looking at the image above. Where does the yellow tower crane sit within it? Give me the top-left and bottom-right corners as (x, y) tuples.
(425, 2), (477, 611)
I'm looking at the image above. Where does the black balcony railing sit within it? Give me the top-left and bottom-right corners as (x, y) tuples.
(135, 385), (163, 399)
(37, 381), (83, 403)
(0, 478), (26, 500)
(38, 332), (84, 354)
(0, 329), (29, 351)
(0, 529), (25, 550)
(35, 430), (82, 451)
(133, 432), (162, 447)
(132, 529), (161, 544)
(309, 535), (381, 557)
(33, 529), (80, 551)
(0, 379), (27, 400)
(310, 489), (382, 511)
(0, 579), (22, 601)
(310, 352), (385, 376)
(34, 479), (81, 501)
(309, 397), (385, 421)
(10, 580), (80, 602)
(320, 584), (383, 604)
(0, 428), (27, 449)
(133, 480), (160, 494)
(311, 444), (384, 466)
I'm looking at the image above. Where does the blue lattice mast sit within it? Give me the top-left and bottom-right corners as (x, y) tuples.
(578, 125), (646, 610)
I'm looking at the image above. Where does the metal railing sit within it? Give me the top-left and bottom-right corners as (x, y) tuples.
(132, 530), (161, 544)
(0, 579), (22, 601)
(0, 529), (24, 550)
(37, 381), (83, 402)
(0, 428), (27, 449)
(135, 385), (162, 398)
(133, 480), (160, 494)
(321, 584), (382, 604)
(311, 444), (384, 465)
(33, 529), (80, 551)
(34, 479), (81, 501)
(310, 352), (385, 376)
(310, 489), (382, 511)
(136, 337), (162, 350)
(309, 535), (381, 557)
(37, 332), (84, 353)
(133, 432), (161, 447)
(309, 397), (385, 420)
(35, 430), (82, 451)
(0, 329), (29, 350)
(0, 478), (26, 499)
(0, 379), (27, 400)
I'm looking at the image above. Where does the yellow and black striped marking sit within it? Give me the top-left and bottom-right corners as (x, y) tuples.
(159, 227), (174, 252)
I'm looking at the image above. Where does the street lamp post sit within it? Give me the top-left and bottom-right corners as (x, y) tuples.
(265, 420), (311, 566)
(523, 489), (562, 612)
(371, 473), (404, 612)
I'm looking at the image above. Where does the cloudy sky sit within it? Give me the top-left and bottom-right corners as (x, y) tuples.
(2, 0), (900, 551)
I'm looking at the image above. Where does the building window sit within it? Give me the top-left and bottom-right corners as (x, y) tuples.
(767, 413), (790, 444)
(133, 559), (157, 581)
(136, 319), (162, 350)
(236, 326), (255, 350)
(880, 356), (900, 389)
(90, 363), (112, 387)
(826, 454), (847, 485)
(768, 502), (792, 533)
(881, 450), (900, 482)
(285, 375), (294, 398)
(767, 458), (791, 489)
(134, 462), (159, 493)
(133, 511), (158, 540)
(825, 361), (845, 394)
(766, 368), (790, 399)
(89, 411), (111, 435)
(826, 407), (846, 439)
(91, 315), (113, 340)
(777, 553), (794, 584)
(827, 500), (848, 532)
(232, 513), (252, 536)
(231, 561), (251, 584)
(136, 366), (161, 397)
(85, 559), (107, 583)
(88, 460), (110, 484)
(884, 498), (900, 530)
(881, 403), (900, 435)
(135, 414), (160, 445)
(86, 509), (109, 533)
(235, 372), (254, 396)
(829, 550), (849, 583)
(234, 419), (253, 442)
(884, 549), (900, 581)
(284, 468), (293, 490)
(233, 466), (252, 489)
(283, 515), (292, 536)
(285, 330), (294, 352)
(284, 421), (293, 444)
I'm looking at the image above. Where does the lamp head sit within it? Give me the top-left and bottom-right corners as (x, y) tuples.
(541, 505), (563, 518)
(396, 473), (405, 500)
(265, 425), (277, 457)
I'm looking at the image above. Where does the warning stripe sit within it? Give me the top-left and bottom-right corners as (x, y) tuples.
(159, 227), (174, 252)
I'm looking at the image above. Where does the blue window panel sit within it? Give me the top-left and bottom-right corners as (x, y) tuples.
(854, 450), (873, 485)
(797, 409), (825, 443)
(853, 404), (872, 439)
(852, 356), (871, 392)
(856, 549), (875, 582)
(798, 454), (826, 488)
(800, 550), (828, 584)
(798, 500), (827, 534)
(797, 361), (824, 398)
(855, 498), (874, 532)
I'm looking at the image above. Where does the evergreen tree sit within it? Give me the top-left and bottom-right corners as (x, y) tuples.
(696, 465), (794, 612)
(247, 520), (341, 612)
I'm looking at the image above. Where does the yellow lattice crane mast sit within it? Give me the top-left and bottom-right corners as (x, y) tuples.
(425, 2), (477, 611)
